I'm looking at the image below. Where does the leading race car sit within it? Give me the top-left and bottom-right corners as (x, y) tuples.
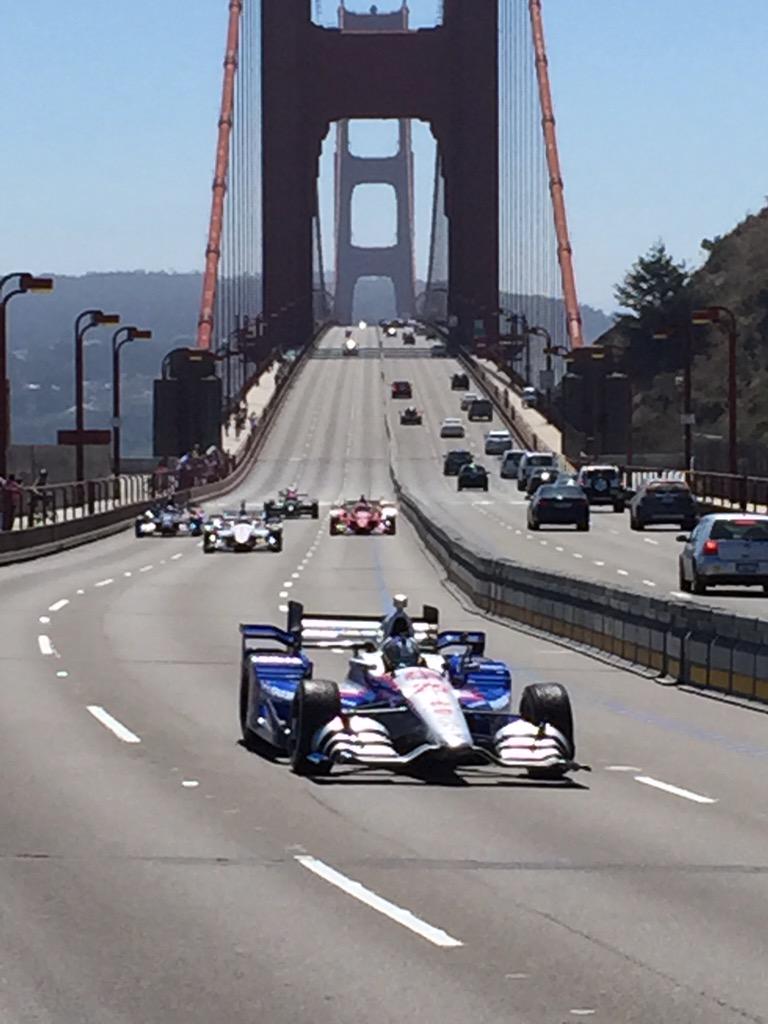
(329, 497), (397, 536)
(203, 502), (283, 553)
(239, 597), (581, 779)
(399, 406), (423, 425)
(264, 488), (319, 520)
(135, 500), (205, 538)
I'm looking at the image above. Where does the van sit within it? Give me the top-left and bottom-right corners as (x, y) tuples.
(468, 398), (493, 422)
(517, 451), (557, 491)
(500, 448), (526, 478)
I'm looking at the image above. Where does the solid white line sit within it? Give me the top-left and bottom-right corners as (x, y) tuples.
(37, 635), (55, 656)
(94, 578), (114, 588)
(670, 590), (692, 600)
(86, 705), (141, 744)
(48, 599), (69, 613)
(634, 775), (715, 804)
(295, 855), (463, 948)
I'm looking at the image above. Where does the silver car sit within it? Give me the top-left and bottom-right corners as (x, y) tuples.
(460, 392), (480, 411)
(440, 417), (465, 438)
(484, 430), (513, 455)
(678, 513), (768, 594)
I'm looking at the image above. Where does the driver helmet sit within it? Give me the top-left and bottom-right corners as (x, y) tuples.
(382, 636), (422, 672)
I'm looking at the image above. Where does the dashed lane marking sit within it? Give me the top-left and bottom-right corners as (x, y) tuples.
(86, 705), (141, 744)
(94, 578), (114, 588)
(594, 560), (605, 567)
(139, 565), (153, 573)
(38, 635), (56, 656)
(295, 855), (463, 948)
(171, 553), (183, 560)
(617, 569), (629, 576)
(642, 579), (657, 587)
(48, 599), (69, 613)
(643, 537), (659, 546)
(634, 775), (716, 805)
(573, 553), (583, 559)
(39, 616), (50, 625)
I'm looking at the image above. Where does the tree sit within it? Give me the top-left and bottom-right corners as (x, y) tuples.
(613, 241), (689, 319)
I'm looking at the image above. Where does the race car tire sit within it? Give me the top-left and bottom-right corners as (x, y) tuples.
(134, 524), (143, 538)
(529, 520), (539, 530)
(264, 502), (276, 518)
(203, 540), (216, 554)
(387, 519), (397, 536)
(311, 502), (319, 519)
(519, 682), (575, 763)
(577, 520), (589, 532)
(270, 534), (283, 553)
(290, 679), (341, 776)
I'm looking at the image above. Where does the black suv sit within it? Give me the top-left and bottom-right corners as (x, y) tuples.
(629, 479), (697, 531)
(457, 463), (489, 492)
(443, 449), (473, 476)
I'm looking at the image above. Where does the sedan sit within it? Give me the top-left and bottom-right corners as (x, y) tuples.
(678, 513), (768, 594)
(460, 392), (480, 411)
(440, 417), (465, 438)
(457, 464), (489, 492)
(484, 430), (513, 455)
(443, 449), (473, 476)
(391, 380), (412, 399)
(528, 485), (589, 531)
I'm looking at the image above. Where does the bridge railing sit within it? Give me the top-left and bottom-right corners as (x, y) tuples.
(622, 466), (768, 513)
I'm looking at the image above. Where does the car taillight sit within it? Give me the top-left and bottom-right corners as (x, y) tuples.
(703, 539), (719, 555)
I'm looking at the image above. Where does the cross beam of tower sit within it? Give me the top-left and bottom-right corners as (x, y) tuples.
(333, 3), (416, 323)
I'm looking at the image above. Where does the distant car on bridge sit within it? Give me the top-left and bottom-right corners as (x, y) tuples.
(576, 464), (626, 513)
(451, 372), (470, 390)
(528, 484), (589, 532)
(443, 449), (473, 476)
(457, 463), (489, 492)
(440, 417), (465, 439)
(391, 380), (412, 399)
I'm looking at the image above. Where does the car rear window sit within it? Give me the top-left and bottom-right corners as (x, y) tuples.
(529, 454), (554, 466)
(583, 469), (618, 481)
(646, 480), (689, 494)
(710, 519), (768, 541)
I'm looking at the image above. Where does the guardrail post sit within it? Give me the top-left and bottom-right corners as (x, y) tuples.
(86, 480), (95, 516)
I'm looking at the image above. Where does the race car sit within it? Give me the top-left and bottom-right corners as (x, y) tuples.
(329, 497), (397, 536)
(135, 501), (205, 538)
(391, 380), (412, 399)
(399, 406), (423, 425)
(342, 337), (359, 356)
(402, 331), (415, 345)
(264, 488), (319, 520)
(238, 596), (581, 779)
(203, 503), (282, 553)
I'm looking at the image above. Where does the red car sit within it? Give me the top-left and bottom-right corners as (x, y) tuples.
(329, 498), (398, 536)
(391, 380), (412, 399)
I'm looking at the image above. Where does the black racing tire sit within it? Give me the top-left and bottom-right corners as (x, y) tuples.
(457, 483), (463, 491)
(529, 520), (539, 531)
(203, 542), (216, 554)
(264, 502), (276, 518)
(239, 664), (261, 749)
(517, 481), (525, 492)
(482, 482), (489, 492)
(387, 518), (397, 536)
(134, 523), (143, 538)
(290, 679), (341, 776)
(329, 519), (338, 536)
(271, 533), (283, 553)
(630, 516), (644, 531)
(678, 562), (692, 593)
(311, 502), (319, 520)
(577, 520), (589, 532)
(519, 682), (575, 762)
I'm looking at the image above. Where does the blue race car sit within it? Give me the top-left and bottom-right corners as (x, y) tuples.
(239, 596), (581, 780)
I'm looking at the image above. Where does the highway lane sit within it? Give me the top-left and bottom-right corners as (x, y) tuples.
(2, 325), (768, 1021)
(383, 329), (768, 618)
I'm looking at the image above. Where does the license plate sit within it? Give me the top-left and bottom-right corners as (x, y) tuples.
(557, 502), (573, 509)
(736, 563), (757, 573)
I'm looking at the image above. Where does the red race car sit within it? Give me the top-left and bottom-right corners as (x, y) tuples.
(391, 380), (412, 399)
(329, 497), (397, 536)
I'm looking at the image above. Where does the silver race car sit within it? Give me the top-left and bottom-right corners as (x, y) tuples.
(204, 503), (283, 553)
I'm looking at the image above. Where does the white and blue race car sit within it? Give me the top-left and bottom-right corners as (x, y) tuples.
(239, 596), (581, 780)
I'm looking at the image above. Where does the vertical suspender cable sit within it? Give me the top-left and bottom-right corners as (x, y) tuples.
(528, 0), (582, 348)
(196, 0), (243, 351)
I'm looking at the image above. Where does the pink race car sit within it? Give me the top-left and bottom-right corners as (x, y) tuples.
(329, 497), (397, 536)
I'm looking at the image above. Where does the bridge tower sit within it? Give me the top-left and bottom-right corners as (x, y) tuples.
(262, 0), (498, 349)
(333, 3), (416, 324)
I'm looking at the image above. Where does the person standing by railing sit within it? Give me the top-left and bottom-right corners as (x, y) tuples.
(1, 474), (22, 530)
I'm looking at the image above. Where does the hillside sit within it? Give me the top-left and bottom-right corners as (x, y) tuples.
(595, 206), (768, 470)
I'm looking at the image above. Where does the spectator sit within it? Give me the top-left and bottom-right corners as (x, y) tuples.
(2, 474), (23, 531)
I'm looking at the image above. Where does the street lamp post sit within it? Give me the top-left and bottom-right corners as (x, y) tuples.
(112, 326), (153, 476)
(0, 273), (54, 477)
(74, 310), (120, 481)
(692, 306), (738, 475)
(653, 324), (694, 470)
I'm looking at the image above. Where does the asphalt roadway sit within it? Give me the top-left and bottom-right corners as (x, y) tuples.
(2, 324), (768, 1023)
(385, 330), (768, 619)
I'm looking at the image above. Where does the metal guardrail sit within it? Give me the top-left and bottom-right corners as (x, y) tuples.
(622, 466), (767, 513)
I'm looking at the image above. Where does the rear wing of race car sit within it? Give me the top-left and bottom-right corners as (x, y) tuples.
(435, 630), (486, 656)
(239, 623), (299, 654)
(287, 600), (439, 650)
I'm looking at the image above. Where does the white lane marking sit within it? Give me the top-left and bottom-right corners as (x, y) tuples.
(86, 705), (141, 744)
(94, 578), (114, 588)
(634, 775), (716, 805)
(539, 540), (548, 546)
(570, 1012), (596, 1017)
(279, 604), (288, 613)
(573, 552), (583, 559)
(643, 537), (659, 546)
(291, 571), (301, 579)
(48, 599), (69, 613)
(617, 569), (629, 576)
(594, 560), (605, 567)
(38, 635), (55, 656)
(76, 589), (85, 595)
(604, 765), (642, 772)
(124, 571), (132, 577)
(56, 670), (69, 678)
(139, 565), (153, 573)
(642, 579), (657, 587)
(181, 780), (199, 788)
(279, 590), (289, 598)
(171, 553), (183, 560)
(515, 529), (522, 535)
(555, 546), (564, 552)
(295, 855), (463, 948)
(39, 616), (51, 624)
(283, 581), (293, 589)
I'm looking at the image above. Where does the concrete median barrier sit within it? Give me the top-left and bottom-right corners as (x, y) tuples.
(393, 468), (768, 703)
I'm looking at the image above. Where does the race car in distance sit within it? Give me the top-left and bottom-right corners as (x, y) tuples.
(203, 503), (283, 553)
(402, 331), (415, 345)
(399, 406), (423, 426)
(264, 488), (319, 520)
(329, 497), (397, 536)
(342, 336), (359, 356)
(391, 380), (412, 399)
(238, 596), (580, 779)
(443, 449), (473, 476)
(457, 463), (489, 491)
(528, 484), (589, 531)
(135, 500), (205, 538)
(451, 372), (470, 390)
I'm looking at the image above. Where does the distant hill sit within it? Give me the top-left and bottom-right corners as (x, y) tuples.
(7, 271), (611, 455)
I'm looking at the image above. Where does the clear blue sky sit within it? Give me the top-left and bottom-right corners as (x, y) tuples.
(2, 0), (767, 312)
